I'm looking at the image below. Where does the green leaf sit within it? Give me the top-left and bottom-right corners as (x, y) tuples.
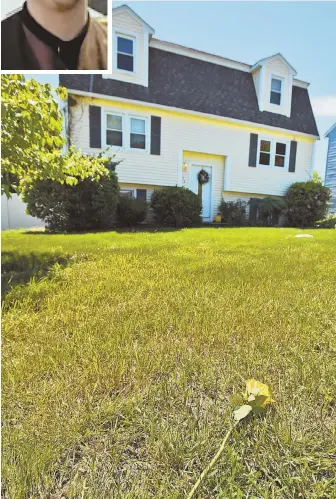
(233, 404), (252, 422)
(251, 405), (266, 415)
(249, 395), (268, 408)
(229, 394), (244, 407)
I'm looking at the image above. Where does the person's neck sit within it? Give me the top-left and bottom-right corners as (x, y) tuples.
(26, 0), (88, 41)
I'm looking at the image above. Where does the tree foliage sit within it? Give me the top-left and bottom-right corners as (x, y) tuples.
(1, 74), (110, 196)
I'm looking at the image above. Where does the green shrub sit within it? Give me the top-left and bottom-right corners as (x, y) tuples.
(24, 170), (119, 232)
(254, 197), (286, 226)
(117, 196), (148, 227)
(284, 181), (331, 227)
(315, 216), (336, 228)
(218, 199), (247, 225)
(150, 187), (202, 227)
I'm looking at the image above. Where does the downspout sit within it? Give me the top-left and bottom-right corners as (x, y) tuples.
(324, 134), (330, 186)
(310, 139), (317, 179)
(89, 74), (95, 94)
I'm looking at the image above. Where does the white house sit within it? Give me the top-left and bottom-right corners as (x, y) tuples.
(59, 4), (319, 222)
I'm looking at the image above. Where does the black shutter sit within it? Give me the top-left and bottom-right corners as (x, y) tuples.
(150, 116), (161, 155)
(249, 198), (258, 224)
(288, 141), (297, 172)
(89, 105), (101, 148)
(248, 133), (258, 167)
(136, 189), (147, 201)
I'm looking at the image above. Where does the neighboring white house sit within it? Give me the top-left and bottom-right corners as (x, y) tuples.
(60, 4), (319, 222)
(1, 194), (44, 231)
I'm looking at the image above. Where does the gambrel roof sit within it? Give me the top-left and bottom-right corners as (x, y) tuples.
(88, 0), (107, 15)
(61, 47), (319, 137)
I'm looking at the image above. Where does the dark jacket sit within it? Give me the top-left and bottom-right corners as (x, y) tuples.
(1, 12), (107, 70)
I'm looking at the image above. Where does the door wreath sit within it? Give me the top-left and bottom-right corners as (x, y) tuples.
(198, 169), (209, 184)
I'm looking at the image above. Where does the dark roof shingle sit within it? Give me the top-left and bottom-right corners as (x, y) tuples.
(60, 47), (319, 137)
(88, 0), (107, 15)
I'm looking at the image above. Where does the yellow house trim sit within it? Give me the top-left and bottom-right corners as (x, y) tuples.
(71, 93), (316, 143)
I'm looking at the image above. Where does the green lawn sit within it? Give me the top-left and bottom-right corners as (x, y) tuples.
(2, 228), (336, 499)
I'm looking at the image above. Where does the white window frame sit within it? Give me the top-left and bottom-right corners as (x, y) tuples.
(113, 30), (137, 75)
(129, 115), (148, 151)
(120, 188), (136, 198)
(105, 112), (124, 149)
(270, 75), (283, 106)
(257, 136), (290, 171)
(102, 109), (150, 153)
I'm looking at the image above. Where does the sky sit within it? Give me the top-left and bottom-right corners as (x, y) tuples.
(113, 1), (336, 179)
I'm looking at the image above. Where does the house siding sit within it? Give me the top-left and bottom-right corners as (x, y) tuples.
(69, 95), (315, 220)
(325, 126), (336, 213)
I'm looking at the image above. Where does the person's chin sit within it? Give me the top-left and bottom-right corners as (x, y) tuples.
(52, 0), (83, 11)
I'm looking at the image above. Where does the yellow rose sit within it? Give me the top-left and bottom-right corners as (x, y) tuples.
(243, 379), (274, 408)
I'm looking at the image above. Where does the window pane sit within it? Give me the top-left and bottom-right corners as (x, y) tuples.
(117, 37), (133, 55)
(276, 142), (286, 155)
(136, 189), (147, 201)
(130, 133), (146, 149)
(270, 91), (281, 105)
(106, 130), (122, 146)
(271, 78), (282, 92)
(107, 114), (122, 130)
(131, 118), (145, 134)
(117, 53), (133, 72)
(260, 140), (271, 152)
(259, 152), (270, 165)
(275, 155), (285, 167)
(120, 189), (134, 198)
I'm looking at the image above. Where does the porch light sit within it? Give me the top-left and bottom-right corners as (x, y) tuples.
(182, 162), (188, 172)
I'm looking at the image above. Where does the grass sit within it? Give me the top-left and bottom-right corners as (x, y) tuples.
(2, 227), (336, 499)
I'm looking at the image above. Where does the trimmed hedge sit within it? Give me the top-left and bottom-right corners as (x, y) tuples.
(150, 187), (202, 227)
(218, 199), (247, 225)
(24, 171), (119, 232)
(254, 197), (286, 226)
(284, 181), (331, 227)
(117, 196), (147, 227)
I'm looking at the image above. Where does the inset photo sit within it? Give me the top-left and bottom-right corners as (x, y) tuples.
(1, 0), (108, 70)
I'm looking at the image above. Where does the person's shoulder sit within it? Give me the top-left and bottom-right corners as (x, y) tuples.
(1, 11), (25, 70)
(90, 18), (107, 37)
(2, 11), (21, 29)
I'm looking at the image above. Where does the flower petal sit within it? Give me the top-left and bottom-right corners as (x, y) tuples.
(233, 405), (253, 422)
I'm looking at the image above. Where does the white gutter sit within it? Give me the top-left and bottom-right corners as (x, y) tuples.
(67, 88), (320, 140)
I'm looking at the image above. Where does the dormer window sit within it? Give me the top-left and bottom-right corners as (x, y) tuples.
(117, 35), (135, 72)
(270, 77), (282, 105)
